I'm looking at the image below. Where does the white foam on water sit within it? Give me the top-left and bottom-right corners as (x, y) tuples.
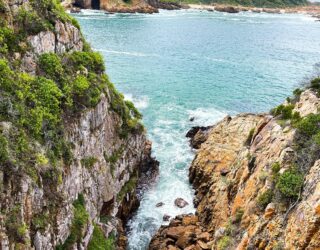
(124, 94), (149, 109)
(98, 49), (160, 58)
(127, 104), (227, 249)
(187, 107), (227, 127)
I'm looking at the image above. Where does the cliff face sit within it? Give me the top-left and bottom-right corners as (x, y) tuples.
(150, 87), (320, 249)
(72, 0), (159, 13)
(0, 0), (157, 249)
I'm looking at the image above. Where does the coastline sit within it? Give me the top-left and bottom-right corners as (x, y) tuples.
(188, 3), (320, 17)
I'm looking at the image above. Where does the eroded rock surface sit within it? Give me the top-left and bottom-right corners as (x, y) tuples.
(150, 89), (320, 249)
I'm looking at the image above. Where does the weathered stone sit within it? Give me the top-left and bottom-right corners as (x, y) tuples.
(174, 198), (189, 208)
(156, 202), (165, 207)
(163, 214), (171, 221)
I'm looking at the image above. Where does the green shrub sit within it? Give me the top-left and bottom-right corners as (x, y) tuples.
(257, 189), (273, 209)
(73, 76), (90, 95)
(296, 113), (320, 137)
(81, 157), (98, 168)
(117, 176), (137, 202)
(271, 162), (281, 174)
(0, 134), (8, 162)
(310, 77), (320, 90)
(32, 213), (49, 231)
(68, 51), (105, 73)
(0, 27), (20, 54)
(271, 104), (294, 120)
(5, 205), (26, 242)
(0, 0), (6, 13)
(17, 7), (53, 35)
(217, 236), (231, 250)
(246, 128), (255, 145)
(88, 225), (115, 250)
(313, 132), (320, 146)
(293, 88), (302, 97)
(276, 169), (304, 198)
(58, 194), (89, 249)
(38, 53), (63, 81)
(16, 223), (27, 240)
(234, 208), (244, 224)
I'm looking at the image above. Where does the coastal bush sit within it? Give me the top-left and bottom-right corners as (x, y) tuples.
(271, 104), (294, 120)
(293, 88), (303, 97)
(257, 189), (273, 209)
(67, 51), (105, 73)
(5, 205), (26, 242)
(0, 134), (8, 162)
(217, 236), (231, 250)
(30, 0), (80, 29)
(310, 77), (320, 90)
(31, 213), (49, 231)
(245, 128), (255, 145)
(0, 0), (6, 13)
(88, 225), (115, 250)
(117, 176), (137, 202)
(234, 208), (244, 223)
(276, 168), (303, 198)
(81, 157), (98, 168)
(296, 113), (320, 137)
(17, 7), (53, 35)
(58, 194), (89, 249)
(0, 27), (21, 54)
(38, 53), (63, 82)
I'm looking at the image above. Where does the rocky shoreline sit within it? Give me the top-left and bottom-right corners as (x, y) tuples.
(62, 0), (320, 17)
(150, 86), (320, 249)
(188, 3), (320, 16)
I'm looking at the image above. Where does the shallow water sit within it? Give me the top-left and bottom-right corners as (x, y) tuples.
(73, 9), (320, 249)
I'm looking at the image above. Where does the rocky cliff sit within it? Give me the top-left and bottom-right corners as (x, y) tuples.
(0, 0), (157, 249)
(150, 82), (320, 249)
(62, 0), (156, 13)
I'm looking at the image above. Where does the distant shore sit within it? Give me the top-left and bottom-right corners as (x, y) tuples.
(187, 3), (320, 18)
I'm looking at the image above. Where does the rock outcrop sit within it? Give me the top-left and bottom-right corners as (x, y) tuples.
(150, 87), (320, 249)
(0, 0), (157, 249)
(71, 0), (159, 13)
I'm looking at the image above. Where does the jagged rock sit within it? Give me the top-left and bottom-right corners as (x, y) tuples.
(151, 89), (320, 249)
(163, 214), (171, 221)
(197, 232), (210, 242)
(215, 5), (239, 13)
(197, 240), (209, 249)
(264, 203), (276, 219)
(186, 126), (212, 149)
(156, 202), (165, 207)
(174, 198), (189, 208)
(214, 227), (225, 239)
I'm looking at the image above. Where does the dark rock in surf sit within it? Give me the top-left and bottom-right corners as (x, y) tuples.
(174, 198), (189, 208)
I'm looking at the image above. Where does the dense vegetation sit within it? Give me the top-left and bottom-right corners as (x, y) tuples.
(255, 78), (320, 210)
(0, 0), (143, 246)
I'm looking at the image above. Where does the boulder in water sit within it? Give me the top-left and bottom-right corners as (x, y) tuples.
(163, 214), (171, 221)
(174, 198), (189, 208)
(156, 202), (165, 207)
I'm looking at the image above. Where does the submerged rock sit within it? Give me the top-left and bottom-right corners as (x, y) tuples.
(156, 202), (165, 207)
(163, 214), (171, 221)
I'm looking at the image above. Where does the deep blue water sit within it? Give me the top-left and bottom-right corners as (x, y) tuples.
(73, 9), (320, 249)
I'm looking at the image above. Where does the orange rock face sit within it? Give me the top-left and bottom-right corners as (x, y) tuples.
(150, 89), (320, 250)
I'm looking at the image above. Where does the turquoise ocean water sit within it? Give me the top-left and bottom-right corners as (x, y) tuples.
(73, 9), (320, 249)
